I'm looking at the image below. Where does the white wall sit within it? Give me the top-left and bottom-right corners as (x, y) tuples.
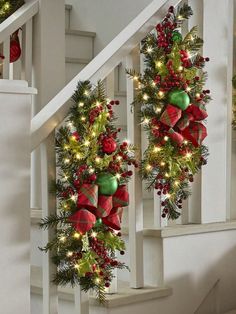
(65, 0), (153, 55)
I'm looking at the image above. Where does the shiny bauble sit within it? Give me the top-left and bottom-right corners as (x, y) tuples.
(96, 173), (118, 195)
(172, 30), (182, 43)
(94, 218), (102, 227)
(168, 89), (190, 111)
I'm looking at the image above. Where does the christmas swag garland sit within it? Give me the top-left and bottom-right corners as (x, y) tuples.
(127, 4), (210, 219)
(40, 81), (138, 303)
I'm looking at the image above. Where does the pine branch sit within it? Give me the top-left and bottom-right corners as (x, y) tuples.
(39, 212), (71, 230)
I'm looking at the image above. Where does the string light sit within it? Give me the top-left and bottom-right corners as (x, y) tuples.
(63, 204), (68, 209)
(64, 158), (70, 164)
(67, 251), (73, 257)
(160, 161), (165, 166)
(143, 118), (150, 124)
(84, 90), (89, 96)
(81, 116), (86, 122)
(64, 175), (68, 180)
(147, 47), (153, 53)
(67, 122), (73, 128)
(185, 152), (192, 158)
(84, 140), (90, 146)
(184, 140), (188, 145)
(146, 164), (152, 171)
(71, 195), (76, 201)
(95, 278), (101, 284)
(164, 136), (169, 141)
(92, 131), (96, 137)
(116, 173), (121, 179)
(76, 153), (81, 159)
(165, 172), (169, 177)
(73, 232), (81, 239)
(155, 107), (162, 113)
(78, 102), (84, 107)
(59, 236), (66, 242)
(133, 75), (138, 81)
(74, 264), (80, 269)
(186, 87), (191, 92)
(178, 66), (183, 72)
(91, 232), (97, 238)
(158, 91), (164, 98)
(64, 145), (69, 150)
(166, 193), (171, 198)
(174, 180), (180, 186)
(116, 156), (122, 161)
(89, 168), (95, 174)
(143, 94), (149, 100)
(152, 81), (156, 87)
(156, 61), (162, 68)
(196, 93), (201, 98)
(153, 146), (161, 153)
(96, 101), (100, 107)
(95, 156), (101, 163)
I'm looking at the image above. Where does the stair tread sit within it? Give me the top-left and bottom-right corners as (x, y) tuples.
(65, 29), (96, 38)
(31, 265), (172, 308)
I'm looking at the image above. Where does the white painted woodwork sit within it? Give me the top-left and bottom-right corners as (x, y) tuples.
(31, 0), (183, 150)
(65, 31), (94, 60)
(40, 135), (58, 314)
(74, 286), (89, 314)
(2, 37), (10, 79)
(126, 52), (144, 288)
(0, 80), (36, 314)
(201, 0), (231, 223)
(22, 19), (33, 85)
(0, 0), (39, 43)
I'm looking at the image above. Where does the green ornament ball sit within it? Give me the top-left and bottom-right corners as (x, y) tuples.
(172, 30), (182, 42)
(95, 218), (102, 227)
(168, 89), (190, 111)
(96, 173), (118, 196)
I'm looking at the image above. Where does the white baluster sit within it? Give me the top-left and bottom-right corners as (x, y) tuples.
(105, 70), (118, 294)
(74, 286), (89, 314)
(40, 135), (58, 314)
(126, 51), (144, 288)
(2, 37), (10, 79)
(22, 18), (33, 85)
(200, 0), (232, 223)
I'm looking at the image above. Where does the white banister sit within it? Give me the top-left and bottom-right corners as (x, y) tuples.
(31, 0), (183, 151)
(40, 135), (58, 314)
(126, 51), (144, 288)
(0, 0), (39, 43)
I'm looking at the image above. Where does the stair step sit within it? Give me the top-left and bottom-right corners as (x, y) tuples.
(31, 265), (172, 308)
(65, 29), (96, 38)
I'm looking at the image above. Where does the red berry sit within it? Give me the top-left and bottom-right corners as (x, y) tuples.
(120, 250), (125, 255)
(115, 100), (120, 105)
(110, 100), (115, 105)
(105, 282), (110, 288)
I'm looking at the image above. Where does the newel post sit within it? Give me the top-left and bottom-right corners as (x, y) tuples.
(0, 80), (37, 314)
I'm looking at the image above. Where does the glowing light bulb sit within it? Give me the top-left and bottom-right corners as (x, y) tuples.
(166, 193), (171, 198)
(95, 157), (101, 163)
(116, 173), (121, 179)
(196, 93), (201, 98)
(178, 15), (183, 19)
(71, 195), (76, 201)
(84, 90), (89, 96)
(117, 156), (122, 161)
(174, 180), (180, 186)
(178, 66), (183, 72)
(143, 118), (150, 124)
(64, 158), (70, 164)
(160, 161), (165, 166)
(74, 264), (80, 269)
(76, 153), (81, 159)
(143, 94), (149, 101)
(64, 175), (68, 180)
(184, 140), (188, 145)
(73, 232), (80, 239)
(92, 131), (96, 137)
(67, 122), (73, 128)
(78, 102), (84, 107)
(146, 164), (152, 171)
(95, 278), (101, 284)
(91, 232), (97, 238)
(89, 168), (95, 174)
(153, 146), (161, 153)
(186, 152), (192, 158)
(156, 61), (162, 68)
(186, 87), (191, 92)
(67, 251), (73, 257)
(96, 101), (100, 107)
(60, 236), (66, 242)
(165, 173), (169, 177)
(152, 81), (156, 87)
(133, 76), (138, 81)
(81, 116), (86, 121)
(155, 107), (162, 113)
(158, 91), (164, 98)
(64, 145), (69, 150)
(147, 47), (153, 53)
(84, 140), (90, 146)
(164, 136), (169, 141)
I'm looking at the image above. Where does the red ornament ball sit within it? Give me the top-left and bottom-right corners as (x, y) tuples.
(102, 137), (117, 154)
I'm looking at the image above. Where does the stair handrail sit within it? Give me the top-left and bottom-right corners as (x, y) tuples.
(0, 0), (39, 43)
(30, 0), (182, 151)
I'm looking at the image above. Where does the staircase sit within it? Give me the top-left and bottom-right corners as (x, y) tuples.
(0, 0), (236, 314)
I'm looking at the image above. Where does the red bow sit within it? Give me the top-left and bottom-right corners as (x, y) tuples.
(68, 184), (129, 234)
